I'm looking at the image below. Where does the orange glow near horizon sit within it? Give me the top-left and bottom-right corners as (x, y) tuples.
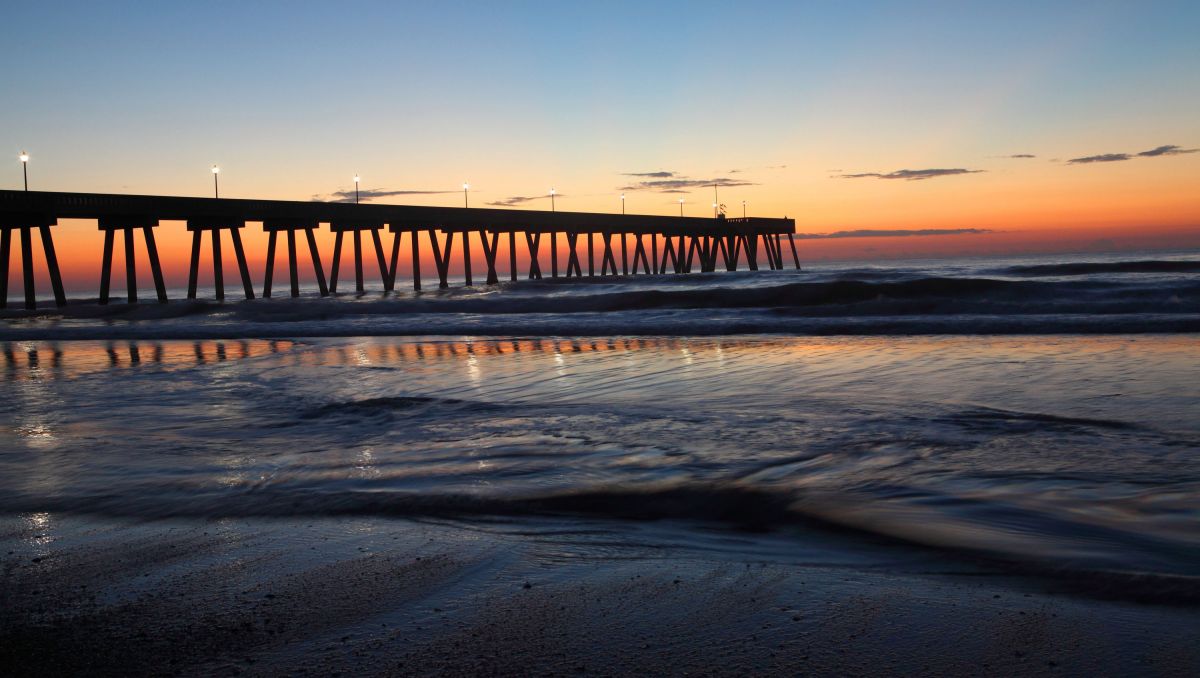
(6, 138), (1199, 295)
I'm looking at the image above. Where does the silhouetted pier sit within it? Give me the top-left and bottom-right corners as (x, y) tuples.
(0, 190), (799, 309)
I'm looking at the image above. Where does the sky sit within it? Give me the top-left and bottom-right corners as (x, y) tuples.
(3, 1), (1199, 289)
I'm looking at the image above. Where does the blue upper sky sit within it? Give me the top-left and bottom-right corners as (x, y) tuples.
(3, 1), (1198, 236)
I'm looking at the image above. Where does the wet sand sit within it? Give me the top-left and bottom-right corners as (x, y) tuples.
(3, 514), (1197, 677)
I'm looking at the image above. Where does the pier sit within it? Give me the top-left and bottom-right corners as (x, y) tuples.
(0, 190), (799, 309)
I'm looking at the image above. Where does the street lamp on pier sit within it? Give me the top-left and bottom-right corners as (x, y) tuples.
(620, 193), (625, 215)
(463, 182), (470, 208)
(211, 165), (220, 198)
(550, 188), (556, 212)
(678, 198), (684, 217)
(353, 174), (360, 204)
(19, 151), (29, 191)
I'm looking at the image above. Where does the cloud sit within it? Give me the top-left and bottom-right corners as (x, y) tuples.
(1068, 144), (1197, 165)
(1067, 153), (1131, 164)
(1136, 144), (1198, 157)
(1008, 154), (1036, 159)
(837, 168), (984, 181)
(622, 171), (676, 178)
(620, 176), (756, 192)
(486, 194), (556, 207)
(795, 228), (993, 239)
(318, 188), (456, 203)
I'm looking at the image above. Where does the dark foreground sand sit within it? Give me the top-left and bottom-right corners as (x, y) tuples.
(2, 514), (1197, 677)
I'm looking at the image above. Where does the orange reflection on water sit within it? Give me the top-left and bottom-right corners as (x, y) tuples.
(0, 339), (296, 382)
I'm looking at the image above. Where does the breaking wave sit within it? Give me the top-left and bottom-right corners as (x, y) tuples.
(2, 269), (1198, 339)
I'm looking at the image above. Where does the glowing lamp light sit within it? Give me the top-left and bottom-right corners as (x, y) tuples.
(463, 182), (470, 190)
(211, 165), (220, 174)
(353, 174), (360, 183)
(19, 151), (30, 191)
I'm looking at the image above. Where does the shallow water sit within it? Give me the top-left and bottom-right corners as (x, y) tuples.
(3, 250), (1199, 594)
(2, 333), (1197, 583)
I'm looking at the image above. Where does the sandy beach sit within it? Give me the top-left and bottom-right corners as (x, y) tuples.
(3, 512), (1198, 676)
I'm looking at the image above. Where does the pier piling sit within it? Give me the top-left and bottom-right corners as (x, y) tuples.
(0, 190), (799, 306)
(1, 213), (66, 310)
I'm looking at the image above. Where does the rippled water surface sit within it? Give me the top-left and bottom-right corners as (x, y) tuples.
(2, 334), (1197, 580)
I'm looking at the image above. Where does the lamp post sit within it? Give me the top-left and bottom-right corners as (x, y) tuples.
(742, 200), (747, 219)
(712, 202), (718, 218)
(678, 198), (684, 217)
(353, 174), (360, 204)
(550, 188), (556, 212)
(620, 193), (625, 215)
(463, 182), (470, 208)
(211, 165), (220, 198)
(19, 151), (29, 191)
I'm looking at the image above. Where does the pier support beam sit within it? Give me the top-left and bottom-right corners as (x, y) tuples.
(565, 233), (583, 277)
(98, 216), (167, 304)
(428, 229), (455, 288)
(525, 232), (543, 280)
(262, 219), (328, 298)
(187, 217), (254, 300)
(385, 226), (424, 291)
(587, 232), (595, 277)
(462, 230), (473, 286)
(329, 220), (389, 293)
(658, 236), (677, 275)
(717, 236), (734, 271)
(508, 231), (517, 282)
(550, 232), (559, 278)
(600, 232), (618, 276)
(631, 234), (651, 275)
(743, 234), (759, 271)
(0, 213), (65, 310)
(478, 230), (501, 284)
(788, 233), (801, 270)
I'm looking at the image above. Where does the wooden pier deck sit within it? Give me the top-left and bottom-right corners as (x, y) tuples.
(0, 189), (799, 309)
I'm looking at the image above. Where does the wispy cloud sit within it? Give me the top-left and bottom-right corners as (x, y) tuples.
(1067, 153), (1131, 164)
(622, 170), (676, 178)
(795, 228), (992, 239)
(1008, 154), (1036, 159)
(317, 188), (456, 203)
(1137, 144), (1198, 157)
(620, 176), (756, 192)
(837, 168), (984, 181)
(1068, 144), (1197, 165)
(486, 194), (557, 207)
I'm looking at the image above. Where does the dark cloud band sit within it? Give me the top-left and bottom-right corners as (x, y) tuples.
(795, 228), (992, 239)
(838, 168), (984, 181)
(620, 177), (756, 192)
(1068, 144), (1197, 164)
(486, 195), (557, 207)
(319, 188), (457, 203)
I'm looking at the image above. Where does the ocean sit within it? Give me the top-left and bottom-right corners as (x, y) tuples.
(3, 249), (1197, 593)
